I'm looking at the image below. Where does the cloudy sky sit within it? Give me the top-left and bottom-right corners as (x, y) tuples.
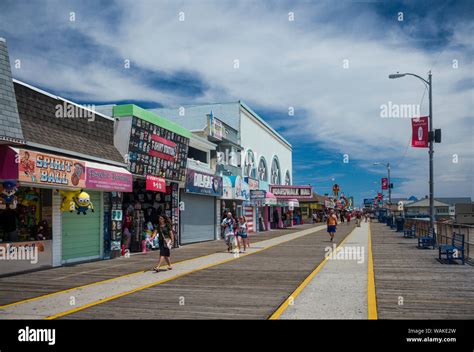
(1, 0), (472, 204)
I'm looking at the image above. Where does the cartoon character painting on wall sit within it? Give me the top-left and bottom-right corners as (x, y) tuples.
(20, 150), (36, 182)
(73, 191), (94, 215)
(0, 181), (18, 210)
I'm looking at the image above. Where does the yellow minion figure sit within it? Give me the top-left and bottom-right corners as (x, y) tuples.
(73, 191), (94, 215)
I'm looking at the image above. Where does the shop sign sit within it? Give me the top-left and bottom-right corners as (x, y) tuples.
(18, 149), (86, 189)
(208, 112), (223, 140)
(250, 190), (266, 200)
(128, 116), (189, 182)
(185, 169), (223, 197)
(86, 167), (133, 192)
(233, 176), (250, 201)
(146, 175), (166, 193)
(245, 177), (259, 190)
(221, 176), (233, 199)
(269, 185), (312, 199)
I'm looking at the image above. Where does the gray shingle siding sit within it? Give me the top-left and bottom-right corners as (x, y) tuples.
(0, 39), (23, 142)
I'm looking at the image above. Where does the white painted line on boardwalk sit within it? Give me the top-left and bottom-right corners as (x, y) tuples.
(0, 225), (325, 320)
(278, 222), (369, 319)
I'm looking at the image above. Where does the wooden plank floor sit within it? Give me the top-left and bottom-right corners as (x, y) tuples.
(0, 224), (317, 307)
(59, 224), (357, 319)
(371, 222), (474, 319)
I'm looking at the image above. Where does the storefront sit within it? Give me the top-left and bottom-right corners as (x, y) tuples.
(180, 168), (222, 244)
(270, 185), (313, 228)
(0, 146), (133, 274)
(243, 177), (259, 232)
(113, 104), (191, 250)
(250, 189), (277, 232)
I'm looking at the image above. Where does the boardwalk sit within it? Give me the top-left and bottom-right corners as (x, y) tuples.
(0, 224), (356, 319)
(371, 221), (474, 319)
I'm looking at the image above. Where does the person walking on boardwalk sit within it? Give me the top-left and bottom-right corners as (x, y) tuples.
(221, 212), (236, 252)
(152, 215), (174, 272)
(237, 216), (249, 253)
(346, 211), (351, 224)
(327, 209), (338, 242)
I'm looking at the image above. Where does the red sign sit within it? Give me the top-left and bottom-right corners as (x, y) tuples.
(381, 178), (388, 190)
(377, 193), (382, 201)
(146, 175), (166, 193)
(411, 116), (429, 148)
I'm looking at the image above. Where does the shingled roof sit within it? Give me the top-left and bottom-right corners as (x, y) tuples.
(0, 38), (24, 144)
(14, 80), (125, 165)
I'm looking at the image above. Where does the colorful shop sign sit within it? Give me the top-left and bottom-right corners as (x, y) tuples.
(221, 176), (233, 199)
(146, 175), (167, 193)
(185, 169), (223, 197)
(269, 185), (313, 199)
(250, 190), (266, 200)
(231, 176), (250, 201)
(245, 177), (259, 191)
(208, 112), (223, 141)
(85, 165), (133, 192)
(128, 116), (189, 182)
(18, 149), (86, 189)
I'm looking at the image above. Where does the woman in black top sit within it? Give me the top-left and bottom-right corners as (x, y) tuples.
(152, 215), (174, 272)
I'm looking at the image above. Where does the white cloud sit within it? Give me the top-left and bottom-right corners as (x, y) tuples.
(3, 0), (472, 198)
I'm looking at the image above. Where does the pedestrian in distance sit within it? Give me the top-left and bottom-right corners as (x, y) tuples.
(237, 216), (249, 253)
(221, 212), (236, 253)
(346, 211), (351, 224)
(327, 209), (338, 242)
(152, 215), (174, 272)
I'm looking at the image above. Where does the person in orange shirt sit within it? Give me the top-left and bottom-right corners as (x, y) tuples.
(327, 209), (338, 242)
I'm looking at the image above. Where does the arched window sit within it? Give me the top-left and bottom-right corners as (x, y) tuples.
(271, 156), (281, 185)
(244, 150), (257, 178)
(285, 170), (291, 185)
(258, 157), (268, 182)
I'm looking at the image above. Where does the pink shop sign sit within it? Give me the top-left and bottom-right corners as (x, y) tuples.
(86, 167), (133, 192)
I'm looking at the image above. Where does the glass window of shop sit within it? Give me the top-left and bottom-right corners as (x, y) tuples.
(0, 187), (52, 243)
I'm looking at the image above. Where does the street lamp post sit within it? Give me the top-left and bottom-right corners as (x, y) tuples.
(389, 71), (434, 238)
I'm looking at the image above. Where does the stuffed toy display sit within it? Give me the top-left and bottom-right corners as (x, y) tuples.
(60, 190), (77, 212)
(0, 181), (18, 210)
(73, 191), (94, 215)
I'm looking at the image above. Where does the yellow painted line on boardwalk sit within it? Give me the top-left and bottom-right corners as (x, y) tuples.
(268, 227), (356, 320)
(367, 223), (378, 320)
(0, 252), (218, 310)
(45, 226), (326, 319)
(0, 231), (309, 311)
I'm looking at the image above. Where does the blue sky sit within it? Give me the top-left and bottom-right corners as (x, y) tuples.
(1, 0), (472, 206)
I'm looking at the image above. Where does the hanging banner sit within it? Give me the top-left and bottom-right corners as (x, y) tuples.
(185, 169), (223, 197)
(18, 149), (86, 189)
(411, 116), (429, 148)
(381, 177), (388, 190)
(146, 175), (166, 193)
(221, 176), (233, 199)
(377, 192), (383, 201)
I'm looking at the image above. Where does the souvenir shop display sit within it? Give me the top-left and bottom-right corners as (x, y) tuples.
(122, 179), (179, 252)
(128, 116), (189, 182)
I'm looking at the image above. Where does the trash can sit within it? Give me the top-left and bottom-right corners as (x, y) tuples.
(396, 217), (405, 232)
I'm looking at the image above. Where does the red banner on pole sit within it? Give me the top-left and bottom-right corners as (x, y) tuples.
(381, 178), (388, 190)
(411, 116), (429, 148)
(377, 192), (382, 201)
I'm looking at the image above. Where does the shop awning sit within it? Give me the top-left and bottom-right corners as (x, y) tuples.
(85, 161), (133, 192)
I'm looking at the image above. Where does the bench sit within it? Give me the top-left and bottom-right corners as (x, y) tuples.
(417, 230), (436, 249)
(438, 233), (465, 265)
(403, 225), (416, 238)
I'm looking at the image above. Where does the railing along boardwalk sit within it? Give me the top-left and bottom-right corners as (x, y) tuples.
(403, 218), (473, 263)
(371, 222), (474, 319)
